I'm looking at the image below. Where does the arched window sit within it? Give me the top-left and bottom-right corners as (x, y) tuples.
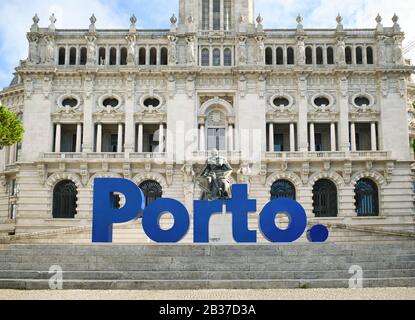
(139, 48), (146, 65)
(313, 179), (338, 217)
(316, 47), (323, 65)
(276, 47), (284, 65)
(213, 48), (221, 66)
(80, 47), (87, 65)
(150, 47), (157, 65)
(202, 48), (210, 66)
(366, 47), (374, 64)
(206, 109), (226, 150)
(265, 47), (273, 65)
(99, 47), (106, 65)
(109, 47), (117, 65)
(224, 48), (232, 66)
(58, 47), (65, 65)
(52, 180), (77, 219)
(345, 46), (352, 64)
(306, 47), (313, 65)
(160, 47), (168, 65)
(139, 180), (163, 207)
(120, 47), (127, 65)
(327, 47), (334, 65)
(355, 178), (379, 216)
(356, 47), (363, 64)
(287, 47), (294, 65)
(271, 180), (296, 200)
(69, 47), (77, 65)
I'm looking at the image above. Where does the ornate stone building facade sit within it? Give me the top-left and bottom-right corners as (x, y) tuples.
(0, 0), (414, 238)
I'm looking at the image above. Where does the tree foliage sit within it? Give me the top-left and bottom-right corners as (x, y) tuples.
(0, 106), (24, 148)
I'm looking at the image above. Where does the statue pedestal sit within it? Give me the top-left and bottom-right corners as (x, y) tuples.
(209, 205), (234, 244)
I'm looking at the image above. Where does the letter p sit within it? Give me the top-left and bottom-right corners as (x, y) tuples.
(92, 178), (145, 243)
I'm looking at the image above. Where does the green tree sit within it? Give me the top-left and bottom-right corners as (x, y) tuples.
(0, 105), (24, 149)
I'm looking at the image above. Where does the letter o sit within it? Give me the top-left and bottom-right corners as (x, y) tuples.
(142, 198), (190, 243)
(259, 199), (307, 243)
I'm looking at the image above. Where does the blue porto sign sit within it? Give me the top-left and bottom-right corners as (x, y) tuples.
(92, 178), (329, 244)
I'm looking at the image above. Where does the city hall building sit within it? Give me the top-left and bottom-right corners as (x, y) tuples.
(0, 0), (414, 242)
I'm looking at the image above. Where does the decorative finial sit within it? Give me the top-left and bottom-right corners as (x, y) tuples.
(296, 14), (303, 25)
(256, 14), (263, 25)
(170, 14), (177, 25)
(89, 14), (97, 32)
(49, 13), (57, 31)
(90, 14), (97, 25)
(336, 13), (343, 24)
(30, 14), (40, 32)
(376, 13), (382, 24)
(33, 14), (40, 25)
(392, 13), (400, 32)
(130, 14), (137, 25)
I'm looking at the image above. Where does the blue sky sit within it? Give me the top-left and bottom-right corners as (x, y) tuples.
(1, 0), (414, 89)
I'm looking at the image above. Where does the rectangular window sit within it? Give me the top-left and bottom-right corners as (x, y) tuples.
(110, 134), (118, 153)
(224, 0), (232, 30)
(9, 204), (16, 220)
(207, 128), (226, 150)
(9, 179), (17, 196)
(213, 0), (221, 30)
(274, 134), (284, 152)
(202, 0), (210, 30)
(315, 133), (322, 152)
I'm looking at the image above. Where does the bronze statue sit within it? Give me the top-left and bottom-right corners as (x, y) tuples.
(197, 149), (233, 201)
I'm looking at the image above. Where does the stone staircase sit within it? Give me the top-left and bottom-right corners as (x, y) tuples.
(0, 242), (414, 290)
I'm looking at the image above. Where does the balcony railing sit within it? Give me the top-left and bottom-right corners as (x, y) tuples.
(40, 150), (393, 162)
(265, 151), (392, 160)
(129, 153), (168, 159)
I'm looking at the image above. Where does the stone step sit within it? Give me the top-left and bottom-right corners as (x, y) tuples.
(1, 269), (414, 281)
(1, 261), (415, 272)
(1, 277), (415, 290)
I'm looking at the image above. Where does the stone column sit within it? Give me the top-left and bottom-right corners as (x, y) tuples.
(96, 123), (102, 153)
(54, 123), (61, 153)
(330, 122), (337, 152)
(220, 0), (224, 30)
(228, 124), (234, 152)
(200, 125), (206, 151)
(159, 123), (164, 153)
(137, 123), (143, 152)
(117, 123), (123, 153)
(268, 123), (274, 152)
(309, 123), (315, 152)
(371, 122), (378, 151)
(9, 145), (16, 164)
(76, 123), (82, 153)
(290, 123), (296, 152)
(350, 122), (356, 151)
